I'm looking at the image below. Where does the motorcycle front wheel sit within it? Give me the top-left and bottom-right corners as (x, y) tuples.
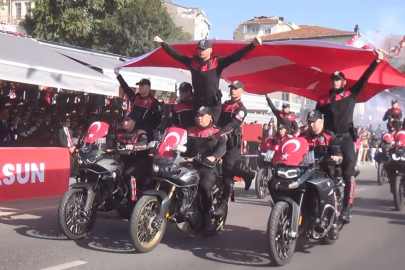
(377, 163), (387, 186)
(58, 188), (97, 240)
(267, 201), (297, 266)
(129, 195), (167, 253)
(393, 176), (404, 211)
(255, 168), (270, 199)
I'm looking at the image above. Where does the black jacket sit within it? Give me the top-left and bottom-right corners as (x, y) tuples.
(265, 97), (299, 135)
(316, 59), (379, 135)
(116, 75), (162, 135)
(186, 124), (226, 161)
(161, 42), (256, 106)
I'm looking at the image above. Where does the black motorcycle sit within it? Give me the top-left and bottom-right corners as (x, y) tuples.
(129, 127), (228, 253)
(374, 136), (392, 186)
(255, 136), (278, 199)
(58, 122), (147, 240)
(266, 137), (344, 266)
(388, 131), (405, 211)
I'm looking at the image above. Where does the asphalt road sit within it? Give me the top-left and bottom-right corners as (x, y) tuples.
(1, 165), (404, 270)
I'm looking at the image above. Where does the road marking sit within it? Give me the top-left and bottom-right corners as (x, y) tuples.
(0, 205), (58, 215)
(40, 261), (87, 270)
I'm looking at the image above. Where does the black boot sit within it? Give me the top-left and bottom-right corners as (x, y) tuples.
(243, 171), (256, 191)
(341, 205), (352, 223)
(212, 202), (227, 217)
(202, 212), (214, 235)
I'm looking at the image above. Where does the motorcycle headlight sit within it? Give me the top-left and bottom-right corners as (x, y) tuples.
(277, 167), (301, 179)
(378, 148), (382, 153)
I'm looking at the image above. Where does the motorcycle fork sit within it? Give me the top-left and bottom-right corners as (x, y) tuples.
(84, 177), (100, 213)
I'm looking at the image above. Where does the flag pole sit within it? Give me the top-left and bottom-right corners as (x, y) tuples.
(359, 33), (390, 56)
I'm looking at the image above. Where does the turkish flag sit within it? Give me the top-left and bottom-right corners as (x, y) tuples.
(117, 40), (405, 102)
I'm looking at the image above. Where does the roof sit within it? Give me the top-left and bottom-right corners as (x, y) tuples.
(245, 17), (279, 24)
(260, 26), (354, 41)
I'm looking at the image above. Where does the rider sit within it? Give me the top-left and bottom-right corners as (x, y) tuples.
(168, 82), (196, 129)
(113, 69), (162, 140)
(300, 110), (343, 163)
(154, 36), (262, 122)
(315, 48), (384, 223)
(212, 80), (256, 217)
(275, 120), (294, 143)
(383, 100), (402, 132)
(116, 111), (150, 195)
(265, 94), (299, 136)
(185, 106), (226, 234)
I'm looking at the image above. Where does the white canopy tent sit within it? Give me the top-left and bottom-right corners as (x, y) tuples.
(39, 41), (177, 92)
(0, 33), (120, 96)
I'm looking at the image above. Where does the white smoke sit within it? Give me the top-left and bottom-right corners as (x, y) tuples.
(364, 7), (405, 67)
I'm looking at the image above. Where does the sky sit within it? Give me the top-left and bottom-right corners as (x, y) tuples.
(172, 0), (405, 40)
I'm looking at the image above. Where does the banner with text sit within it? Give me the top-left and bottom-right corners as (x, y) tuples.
(0, 147), (70, 202)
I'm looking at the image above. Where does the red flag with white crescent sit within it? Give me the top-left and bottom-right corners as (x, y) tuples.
(117, 40), (405, 102)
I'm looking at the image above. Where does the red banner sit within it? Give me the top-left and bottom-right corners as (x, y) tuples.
(0, 148), (70, 202)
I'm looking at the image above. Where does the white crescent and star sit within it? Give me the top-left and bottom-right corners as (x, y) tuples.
(264, 137), (272, 147)
(88, 121), (102, 139)
(281, 139), (301, 160)
(164, 132), (181, 151)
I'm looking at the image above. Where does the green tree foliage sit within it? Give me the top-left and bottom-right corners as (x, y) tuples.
(20, 0), (192, 56)
(94, 0), (192, 56)
(21, 0), (123, 47)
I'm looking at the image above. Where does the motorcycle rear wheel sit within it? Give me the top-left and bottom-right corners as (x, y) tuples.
(58, 188), (97, 240)
(393, 176), (404, 211)
(267, 201), (297, 266)
(377, 163), (387, 186)
(129, 195), (167, 253)
(255, 168), (270, 199)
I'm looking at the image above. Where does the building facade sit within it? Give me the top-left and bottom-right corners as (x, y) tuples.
(0, 0), (32, 32)
(233, 16), (299, 41)
(164, 0), (211, 40)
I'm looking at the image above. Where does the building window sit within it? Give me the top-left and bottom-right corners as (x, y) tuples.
(282, 92), (290, 102)
(15, 3), (22, 19)
(25, 2), (32, 16)
(264, 29), (272, 34)
(245, 24), (259, 34)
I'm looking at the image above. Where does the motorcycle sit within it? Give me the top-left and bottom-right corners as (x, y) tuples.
(266, 137), (345, 266)
(255, 136), (279, 199)
(389, 130), (405, 211)
(58, 122), (147, 240)
(129, 127), (228, 253)
(374, 133), (393, 186)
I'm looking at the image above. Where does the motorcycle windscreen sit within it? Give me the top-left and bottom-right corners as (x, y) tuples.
(84, 121), (110, 143)
(272, 137), (309, 166)
(260, 136), (279, 151)
(157, 127), (187, 159)
(395, 130), (405, 147)
(382, 133), (394, 144)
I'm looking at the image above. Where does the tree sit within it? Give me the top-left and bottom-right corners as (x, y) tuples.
(93, 0), (192, 57)
(21, 0), (192, 57)
(20, 0), (123, 48)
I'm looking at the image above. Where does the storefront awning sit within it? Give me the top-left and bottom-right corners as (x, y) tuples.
(0, 33), (119, 96)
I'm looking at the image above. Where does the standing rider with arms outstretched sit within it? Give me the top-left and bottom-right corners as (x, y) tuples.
(153, 36), (262, 122)
(316, 48), (384, 223)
